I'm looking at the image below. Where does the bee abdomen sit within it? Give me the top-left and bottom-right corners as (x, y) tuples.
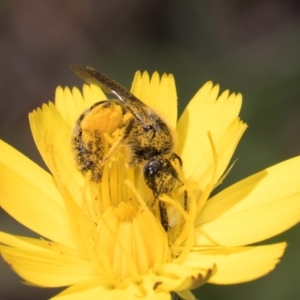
(71, 130), (105, 182)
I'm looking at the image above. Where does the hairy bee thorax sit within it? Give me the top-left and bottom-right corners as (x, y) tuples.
(124, 112), (175, 165)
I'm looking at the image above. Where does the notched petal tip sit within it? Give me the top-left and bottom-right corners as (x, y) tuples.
(184, 243), (287, 285)
(178, 80), (245, 197)
(130, 70), (177, 127)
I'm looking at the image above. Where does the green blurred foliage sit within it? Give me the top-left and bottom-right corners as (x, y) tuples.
(0, 0), (300, 299)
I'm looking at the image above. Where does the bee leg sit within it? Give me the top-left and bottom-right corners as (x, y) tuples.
(144, 160), (173, 232)
(152, 190), (169, 231)
(183, 190), (188, 211)
(158, 199), (169, 231)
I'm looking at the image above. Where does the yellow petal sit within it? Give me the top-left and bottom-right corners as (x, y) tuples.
(52, 276), (170, 300)
(0, 245), (97, 287)
(177, 82), (246, 191)
(0, 140), (76, 249)
(82, 83), (107, 107)
(29, 102), (84, 205)
(131, 71), (177, 128)
(196, 156), (300, 246)
(183, 243), (286, 284)
(149, 263), (214, 294)
(55, 84), (107, 129)
(0, 232), (80, 257)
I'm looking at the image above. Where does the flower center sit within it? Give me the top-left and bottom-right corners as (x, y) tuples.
(71, 150), (195, 283)
(80, 157), (171, 282)
(97, 199), (170, 281)
(111, 199), (139, 221)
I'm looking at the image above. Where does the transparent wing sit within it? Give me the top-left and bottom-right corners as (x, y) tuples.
(70, 64), (150, 125)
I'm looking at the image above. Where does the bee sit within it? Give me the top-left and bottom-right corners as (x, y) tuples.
(70, 64), (185, 231)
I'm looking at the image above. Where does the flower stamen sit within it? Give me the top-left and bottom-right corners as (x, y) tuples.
(96, 206), (142, 283)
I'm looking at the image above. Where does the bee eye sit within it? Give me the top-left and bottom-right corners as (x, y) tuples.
(143, 125), (154, 132)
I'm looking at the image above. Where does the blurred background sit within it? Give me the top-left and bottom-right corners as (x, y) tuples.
(0, 0), (300, 299)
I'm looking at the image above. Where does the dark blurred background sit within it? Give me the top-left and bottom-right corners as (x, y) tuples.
(0, 0), (300, 299)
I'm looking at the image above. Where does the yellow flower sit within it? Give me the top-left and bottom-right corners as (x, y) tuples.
(1, 70), (300, 300)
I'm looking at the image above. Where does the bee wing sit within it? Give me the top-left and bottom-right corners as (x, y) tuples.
(70, 64), (150, 125)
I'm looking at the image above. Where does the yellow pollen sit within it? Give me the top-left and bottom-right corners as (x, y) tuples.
(96, 201), (170, 281)
(112, 200), (139, 221)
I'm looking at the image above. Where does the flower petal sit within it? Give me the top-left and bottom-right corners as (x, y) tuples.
(0, 140), (76, 249)
(52, 276), (170, 300)
(0, 244), (97, 287)
(29, 102), (84, 205)
(196, 156), (300, 246)
(183, 243), (286, 284)
(149, 263), (214, 296)
(131, 71), (177, 128)
(54, 85), (107, 129)
(177, 82), (246, 191)
(0, 232), (80, 257)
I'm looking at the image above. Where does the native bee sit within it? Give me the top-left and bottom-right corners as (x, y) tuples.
(70, 64), (185, 231)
